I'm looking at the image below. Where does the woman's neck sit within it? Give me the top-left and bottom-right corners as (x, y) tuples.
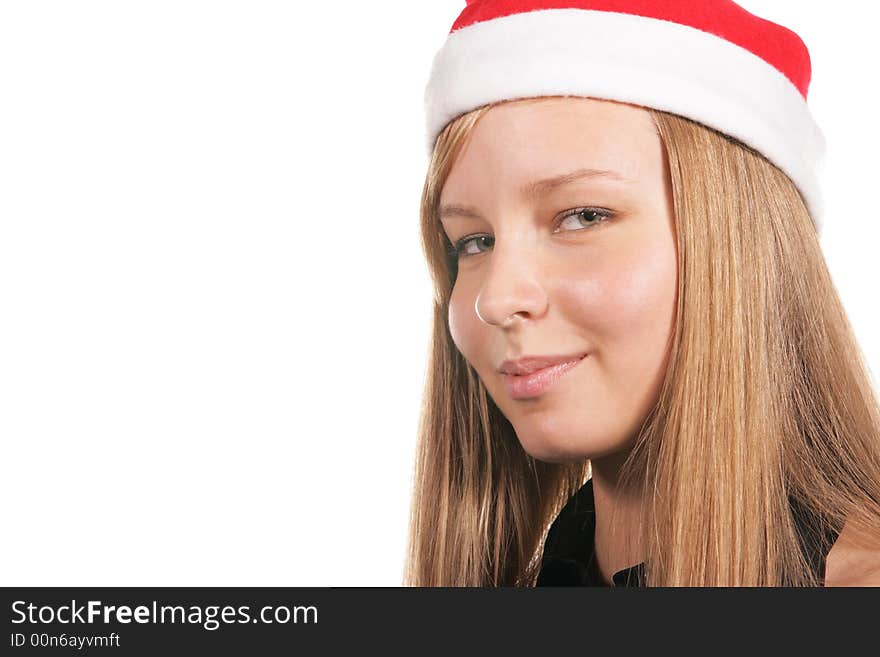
(590, 450), (645, 585)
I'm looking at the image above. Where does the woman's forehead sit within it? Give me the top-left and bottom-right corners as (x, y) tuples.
(440, 99), (659, 204)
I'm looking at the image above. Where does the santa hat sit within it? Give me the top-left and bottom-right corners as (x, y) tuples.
(423, 0), (826, 232)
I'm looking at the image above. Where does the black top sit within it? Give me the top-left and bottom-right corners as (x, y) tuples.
(535, 477), (841, 587)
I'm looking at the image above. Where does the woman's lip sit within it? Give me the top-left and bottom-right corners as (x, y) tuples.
(500, 355), (586, 400)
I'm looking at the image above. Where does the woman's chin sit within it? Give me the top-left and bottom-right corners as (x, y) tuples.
(514, 425), (630, 464)
(516, 437), (590, 464)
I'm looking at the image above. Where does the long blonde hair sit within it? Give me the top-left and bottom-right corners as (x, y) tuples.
(404, 99), (880, 586)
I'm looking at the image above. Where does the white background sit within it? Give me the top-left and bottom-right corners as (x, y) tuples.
(0, 1), (877, 586)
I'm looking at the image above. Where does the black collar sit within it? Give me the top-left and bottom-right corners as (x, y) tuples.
(536, 477), (646, 586)
(535, 477), (840, 587)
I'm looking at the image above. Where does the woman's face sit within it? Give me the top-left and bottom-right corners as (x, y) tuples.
(439, 97), (678, 463)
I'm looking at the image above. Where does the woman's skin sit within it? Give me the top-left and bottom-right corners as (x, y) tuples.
(438, 96), (678, 584)
(825, 524), (880, 586)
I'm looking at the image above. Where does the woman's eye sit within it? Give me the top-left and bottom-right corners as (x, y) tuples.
(447, 207), (613, 260)
(555, 207), (614, 233)
(451, 234), (495, 259)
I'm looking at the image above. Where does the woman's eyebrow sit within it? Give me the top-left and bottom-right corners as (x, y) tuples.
(523, 167), (636, 197)
(439, 167), (635, 220)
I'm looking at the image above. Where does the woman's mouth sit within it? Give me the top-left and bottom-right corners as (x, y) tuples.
(500, 356), (586, 400)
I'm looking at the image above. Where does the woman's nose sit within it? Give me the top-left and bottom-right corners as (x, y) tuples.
(474, 243), (548, 327)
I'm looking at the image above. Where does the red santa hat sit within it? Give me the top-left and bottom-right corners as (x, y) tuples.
(424, 0), (826, 232)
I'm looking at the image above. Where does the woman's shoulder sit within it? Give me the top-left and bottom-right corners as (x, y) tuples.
(824, 521), (880, 586)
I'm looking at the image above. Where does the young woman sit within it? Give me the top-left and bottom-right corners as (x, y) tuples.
(405, 0), (880, 587)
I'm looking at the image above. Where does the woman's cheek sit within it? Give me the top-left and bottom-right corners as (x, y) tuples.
(563, 241), (675, 338)
(447, 283), (480, 363)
